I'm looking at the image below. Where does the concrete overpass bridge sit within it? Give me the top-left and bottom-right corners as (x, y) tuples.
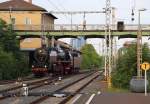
(14, 24), (150, 39)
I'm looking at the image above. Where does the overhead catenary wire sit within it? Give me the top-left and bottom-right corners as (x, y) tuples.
(47, 11), (105, 14)
(46, 0), (70, 22)
(47, 0), (61, 11)
(56, 0), (70, 20)
(57, 0), (67, 12)
(46, 10), (105, 28)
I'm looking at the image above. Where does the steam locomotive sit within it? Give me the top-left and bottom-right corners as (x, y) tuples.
(30, 41), (82, 76)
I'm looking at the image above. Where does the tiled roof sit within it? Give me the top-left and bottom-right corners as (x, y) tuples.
(0, 0), (46, 11)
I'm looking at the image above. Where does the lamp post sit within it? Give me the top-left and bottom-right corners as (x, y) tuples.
(137, 8), (147, 77)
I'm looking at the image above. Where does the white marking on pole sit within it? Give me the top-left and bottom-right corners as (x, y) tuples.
(145, 70), (147, 96)
(71, 94), (82, 104)
(85, 94), (96, 104)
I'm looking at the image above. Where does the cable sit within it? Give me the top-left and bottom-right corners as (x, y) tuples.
(47, 0), (61, 11)
(57, 0), (67, 12)
(46, 0), (70, 22)
(56, 0), (71, 22)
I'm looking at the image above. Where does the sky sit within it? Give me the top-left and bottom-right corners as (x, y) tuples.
(33, 0), (150, 24)
(0, 0), (150, 54)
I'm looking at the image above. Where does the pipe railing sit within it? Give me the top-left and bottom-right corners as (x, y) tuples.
(13, 24), (150, 31)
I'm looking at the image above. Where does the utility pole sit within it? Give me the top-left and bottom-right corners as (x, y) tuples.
(111, 7), (116, 28)
(71, 13), (73, 30)
(137, 8), (147, 77)
(137, 10), (142, 78)
(111, 7), (116, 69)
(102, 39), (106, 77)
(105, 0), (112, 87)
(9, 6), (13, 30)
(9, 6), (12, 24)
(113, 37), (117, 69)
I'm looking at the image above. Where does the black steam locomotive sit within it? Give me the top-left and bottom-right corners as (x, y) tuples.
(30, 42), (81, 76)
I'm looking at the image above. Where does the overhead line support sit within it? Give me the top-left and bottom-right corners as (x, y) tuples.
(105, 0), (112, 88)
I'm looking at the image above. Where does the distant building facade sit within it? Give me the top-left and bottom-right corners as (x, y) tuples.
(70, 36), (86, 50)
(0, 0), (57, 30)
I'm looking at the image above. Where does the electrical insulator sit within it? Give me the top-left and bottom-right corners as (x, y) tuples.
(131, 9), (134, 16)
(131, 18), (134, 21)
(131, 9), (135, 22)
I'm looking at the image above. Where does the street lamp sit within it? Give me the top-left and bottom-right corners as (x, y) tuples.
(138, 9), (147, 29)
(137, 8), (147, 77)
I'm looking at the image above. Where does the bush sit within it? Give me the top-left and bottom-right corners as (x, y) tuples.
(112, 43), (150, 89)
(0, 47), (30, 80)
(0, 49), (16, 79)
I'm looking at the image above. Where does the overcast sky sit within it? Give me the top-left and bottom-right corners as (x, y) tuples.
(1, 0), (149, 24)
(33, 0), (150, 24)
(0, 0), (150, 54)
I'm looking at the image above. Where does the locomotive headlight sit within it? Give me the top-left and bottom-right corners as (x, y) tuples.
(44, 65), (47, 68)
(32, 65), (34, 68)
(39, 50), (42, 53)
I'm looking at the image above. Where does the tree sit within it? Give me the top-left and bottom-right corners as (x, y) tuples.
(0, 18), (30, 80)
(0, 19), (19, 56)
(112, 43), (150, 89)
(80, 44), (102, 70)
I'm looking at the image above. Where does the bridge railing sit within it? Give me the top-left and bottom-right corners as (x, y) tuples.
(13, 24), (150, 31)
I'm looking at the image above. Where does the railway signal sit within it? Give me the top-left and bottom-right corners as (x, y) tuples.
(141, 62), (150, 71)
(141, 62), (150, 96)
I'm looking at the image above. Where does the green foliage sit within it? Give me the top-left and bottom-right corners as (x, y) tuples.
(112, 43), (150, 89)
(0, 48), (16, 80)
(80, 44), (102, 70)
(0, 19), (30, 80)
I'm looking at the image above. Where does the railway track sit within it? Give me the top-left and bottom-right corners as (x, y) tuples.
(0, 75), (36, 85)
(0, 70), (94, 103)
(0, 76), (54, 100)
(29, 71), (100, 104)
(0, 70), (92, 85)
(0, 76), (51, 93)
